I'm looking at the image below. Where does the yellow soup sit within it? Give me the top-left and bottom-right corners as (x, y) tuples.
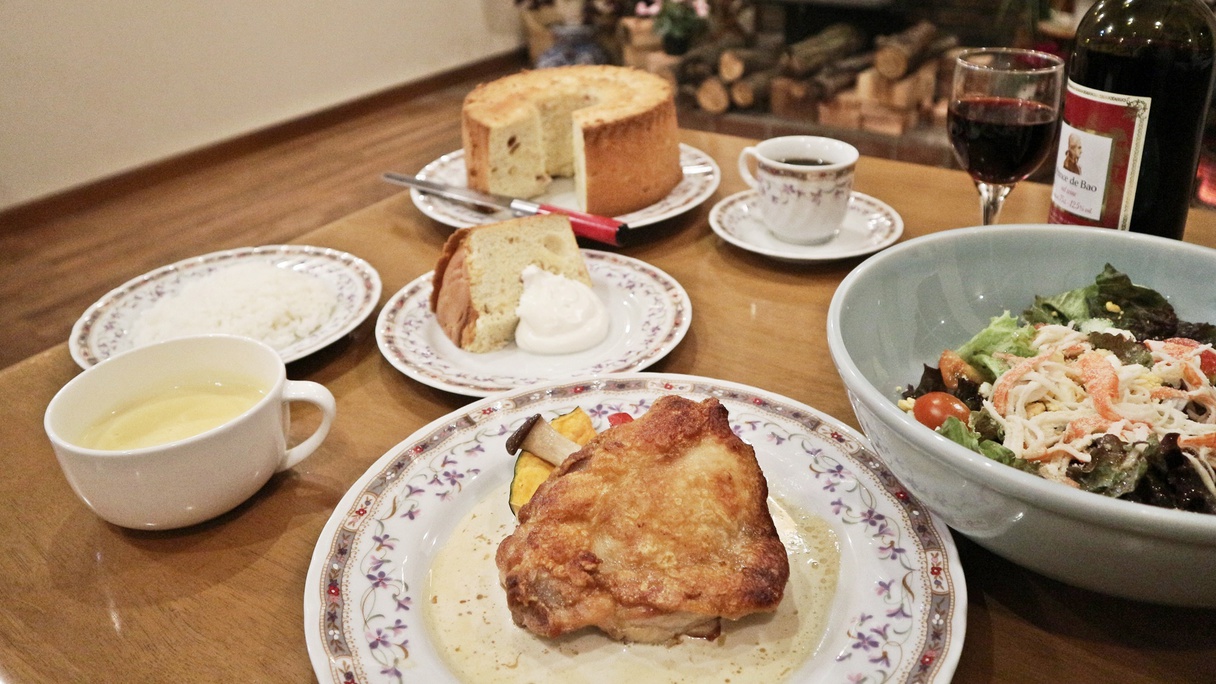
(79, 380), (266, 451)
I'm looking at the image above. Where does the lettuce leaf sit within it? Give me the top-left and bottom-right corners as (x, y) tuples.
(937, 416), (1039, 474)
(1023, 264), (1178, 341)
(1088, 331), (1153, 368)
(954, 312), (1037, 381)
(1067, 434), (1147, 498)
(1023, 283), (1091, 325)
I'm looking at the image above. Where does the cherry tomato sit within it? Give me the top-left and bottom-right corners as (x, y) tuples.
(912, 392), (971, 430)
(607, 412), (634, 427)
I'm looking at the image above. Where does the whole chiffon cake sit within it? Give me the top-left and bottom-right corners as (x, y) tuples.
(461, 65), (683, 217)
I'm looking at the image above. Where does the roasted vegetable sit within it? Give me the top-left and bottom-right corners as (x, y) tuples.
(506, 414), (581, 467)
(508, 408), (596, 515)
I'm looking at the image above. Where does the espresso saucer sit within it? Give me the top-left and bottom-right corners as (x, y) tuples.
(709, 190), (903, 263)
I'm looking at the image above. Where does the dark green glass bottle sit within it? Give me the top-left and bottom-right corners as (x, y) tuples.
(1048, 0), (1216, 239)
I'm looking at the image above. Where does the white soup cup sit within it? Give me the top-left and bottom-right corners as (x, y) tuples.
(44, 334), (336, 530)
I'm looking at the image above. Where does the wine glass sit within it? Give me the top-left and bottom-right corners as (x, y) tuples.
(948, 48), (1065, 225)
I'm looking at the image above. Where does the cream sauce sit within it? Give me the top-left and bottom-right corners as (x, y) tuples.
(425, 480), (840, 683)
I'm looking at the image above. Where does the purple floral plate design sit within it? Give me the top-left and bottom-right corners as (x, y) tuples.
(303, 373), (967, 684)
(375, 250), (691, 397)
(68, 245), (382, 369)
(410, 144), (720, 229)
(710, 189), (903, 263)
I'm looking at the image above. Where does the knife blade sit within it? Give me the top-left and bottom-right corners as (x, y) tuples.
(382, 172), (641, 247)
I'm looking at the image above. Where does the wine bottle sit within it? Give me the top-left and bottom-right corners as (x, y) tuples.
(1047, 0), (1216, 239)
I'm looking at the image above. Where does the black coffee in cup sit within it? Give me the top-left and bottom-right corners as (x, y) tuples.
(778, 157), (831, 166)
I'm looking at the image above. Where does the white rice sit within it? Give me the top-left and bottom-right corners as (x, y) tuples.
(132, 262), (338, 351)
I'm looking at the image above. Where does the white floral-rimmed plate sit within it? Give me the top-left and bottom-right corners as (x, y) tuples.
(411, 144), (721, 229)
(303, 373), (966, 683)
(710, 190), (903, 263)
(375, 250), (691, 396)
(68, 245), (382, 369)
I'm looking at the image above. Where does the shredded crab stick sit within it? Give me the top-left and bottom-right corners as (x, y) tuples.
(990, 350), (1055, 415)
(1077, 351), (1134, 422)
(950, 324), (1216, 496)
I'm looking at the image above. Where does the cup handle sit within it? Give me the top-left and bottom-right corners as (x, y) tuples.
(277, 380), (336, 472)
(737, 146), (760, 189)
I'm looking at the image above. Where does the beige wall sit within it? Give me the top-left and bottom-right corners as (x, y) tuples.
(0, 1), (523, 211)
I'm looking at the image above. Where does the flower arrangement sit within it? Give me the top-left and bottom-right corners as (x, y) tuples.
(635, 0), (709, 53)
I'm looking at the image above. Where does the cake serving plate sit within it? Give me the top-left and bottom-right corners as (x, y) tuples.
(375, 250), (690, 396)
(410, 144), (721, 230)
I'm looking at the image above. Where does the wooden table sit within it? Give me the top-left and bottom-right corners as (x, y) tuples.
(3, 129), (1214, 682)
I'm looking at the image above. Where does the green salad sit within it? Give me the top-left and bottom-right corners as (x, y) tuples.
(902, 265), (1216, 514)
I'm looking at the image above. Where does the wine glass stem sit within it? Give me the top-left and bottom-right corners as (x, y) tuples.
(976, 181), (1014, 225)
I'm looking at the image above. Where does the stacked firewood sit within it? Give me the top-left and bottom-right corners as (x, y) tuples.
(638, 19), (960, 137)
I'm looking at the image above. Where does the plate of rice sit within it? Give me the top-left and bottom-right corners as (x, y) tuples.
(69, 245), (382, 369)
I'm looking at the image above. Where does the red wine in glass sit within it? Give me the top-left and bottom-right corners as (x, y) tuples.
(948, 48), (1064, 225)
(948, 96), (1058, 185)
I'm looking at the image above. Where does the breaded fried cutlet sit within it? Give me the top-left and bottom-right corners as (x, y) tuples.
(495, 395), (789, 643)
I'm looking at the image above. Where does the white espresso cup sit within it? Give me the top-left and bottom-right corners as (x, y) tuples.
(738, 135), (859, 245)
(44, 334), (336, 530)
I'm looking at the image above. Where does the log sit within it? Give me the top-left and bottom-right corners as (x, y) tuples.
(857, 60), (938, 110)
(815, 69), (865, 100)
(674, 34), (746, 84)
(825, 51), (877, 76)
(781, 23), (867, 77)
(888, 60), (938, 109)
(678, 58), (717, 84)
(770, 76), (820, 121)
(874, 20), (937, 79)
(729, 69), (777, 109)
(856, 68), (891, 103)
(695, 76), (731, 114)
(718, 46), (781, 83)
(753, 31), (787, 53)
(861, 101), (921, 135)
(874, 21), (959, 81)
(935, 45), (968, 100)
(813, 51), (875, 99)
(930, 97), (949, 126)
(818, 89), (862, 128)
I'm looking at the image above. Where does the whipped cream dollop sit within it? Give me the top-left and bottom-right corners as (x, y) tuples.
(515, 265), (610, 354)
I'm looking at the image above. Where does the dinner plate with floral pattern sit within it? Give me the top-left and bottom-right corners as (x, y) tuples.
(303, 373), (967, 683)
(68, 245), (381, 369)
(375, 250), (691, 396)
(410, 144), (720, 229)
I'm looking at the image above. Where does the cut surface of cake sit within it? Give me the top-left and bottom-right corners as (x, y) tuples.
(495, 396), (790, 643)
(429, 214), (592, 353)
(462, 65), (683, 217)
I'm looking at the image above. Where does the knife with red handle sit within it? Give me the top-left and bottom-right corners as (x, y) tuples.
(382, 172), (641, 247)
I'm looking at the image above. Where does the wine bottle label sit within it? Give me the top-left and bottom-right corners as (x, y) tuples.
(1048, 79), (1152, 230)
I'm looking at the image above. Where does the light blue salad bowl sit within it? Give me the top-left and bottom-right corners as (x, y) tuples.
(826, 224), (1216, 607)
